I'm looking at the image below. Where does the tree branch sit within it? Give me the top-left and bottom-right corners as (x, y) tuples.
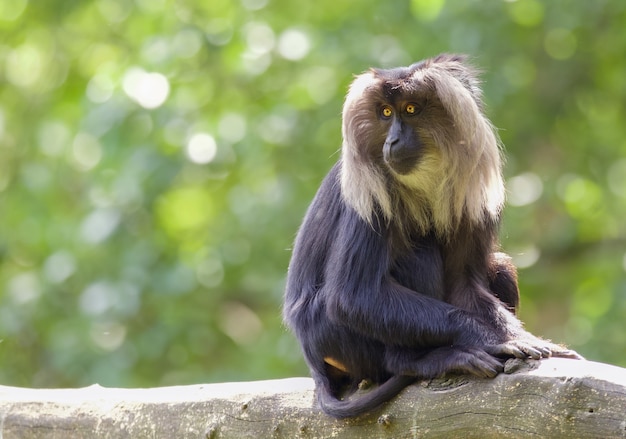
(1, 358), (625, 438)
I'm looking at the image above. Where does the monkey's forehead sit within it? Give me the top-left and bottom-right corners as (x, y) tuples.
(347, 69), (429, 103)
(345, 54), (479, 105)
(370, 63), (424, 81)
(369, 53), (468, 81)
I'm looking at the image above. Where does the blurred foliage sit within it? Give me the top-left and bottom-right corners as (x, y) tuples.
(0, 0), (625, 388)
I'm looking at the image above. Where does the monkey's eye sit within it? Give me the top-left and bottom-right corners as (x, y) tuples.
(405, 103), (417, 115)
(381, 106), (393, 119)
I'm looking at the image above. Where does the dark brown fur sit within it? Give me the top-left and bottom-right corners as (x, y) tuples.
(284, 54), (581, 419)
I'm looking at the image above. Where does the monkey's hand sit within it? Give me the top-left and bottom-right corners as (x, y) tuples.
(440, 346), (506, 378)
(485, 338), (584, 360)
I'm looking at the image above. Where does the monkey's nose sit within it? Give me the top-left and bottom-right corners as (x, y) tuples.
(382, 137), (399, 164)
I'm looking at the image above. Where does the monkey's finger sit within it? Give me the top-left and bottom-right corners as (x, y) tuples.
(552, 349), (585, 360)
(517, 343), (544, 360)
(484, 343), (524, 359)
(486, 342), (543, 360)
(530, 344), (552, 358)
(539, 341), (586, 360)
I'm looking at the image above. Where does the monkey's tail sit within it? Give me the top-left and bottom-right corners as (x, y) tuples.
(318, 375), (416, 419)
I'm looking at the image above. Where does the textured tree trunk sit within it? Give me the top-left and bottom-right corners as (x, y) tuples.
(1, 358), (625, 438)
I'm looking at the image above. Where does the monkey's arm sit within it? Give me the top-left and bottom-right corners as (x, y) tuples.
(321, 209), (495, 348)
(287, 167), (491, 347)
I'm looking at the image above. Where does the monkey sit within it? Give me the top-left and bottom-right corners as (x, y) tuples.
(283, 54), (581, 419)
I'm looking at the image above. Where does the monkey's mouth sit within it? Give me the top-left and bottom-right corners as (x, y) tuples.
(383, 150), (421, 175)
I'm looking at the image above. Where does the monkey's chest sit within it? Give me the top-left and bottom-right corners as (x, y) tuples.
(390, 245), (445, 300)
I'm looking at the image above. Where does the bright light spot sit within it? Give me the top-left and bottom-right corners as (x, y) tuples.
(556, 173), (578, 200)
(222, 239), (251, 265)
(371, 35), (409, 67)
(0, 108), (4, 140)
(258, 114), (294, 145)
(38, 121), (70, 157)
(5, 44), (42, 88)
(507, 0), (544, 27)
(217, 301), (263, 345)
(80, 282), (114, 315)
(558, 176), (602, 218)
(502, 55), (536, 88)
(157, 264), (197, 295)
(141, 37), (170, 64)
(277, 29), (311, 61)
(80, 208), (121, 244)
(122, 68), (170, 109)
(544, 28), (577, 60)
(90, 321), (127, 351)
(8, 272), (40, 305)
(573, 279), (612, 319)
(186, 133), (217, 164)
(510, 245), (541, 269)
(20, 163), (51, 192)
(303, 67), (338, 105)
(241, 0), (268, 10)
(228, 185), (255, 218)
(206, 19), (233, 46)
(218, 113), (247, 144)
(72, 132), (102, 171)
(172, 29), (203, 59)
(241, 51), (271, 76)
(410, 0), (445, 21)
(0, 0), (28, 22)
(43, 250), (77, 284)
(112, 174), (143, 207)
(448, 27), (482, 55)
(196, 258), (224, 288)
(96, 0), (132, 24)
(607, 158), (626, 198)
(156, 187), (213, 235)
(507, 172), (543, 206)
(135, 0), (165, 13)
(79, 281), (140, 317)
(244, 22), (275, 55)
(86, 73), (115, 103)
(89, 184), (114, 208)
(564, 316), (593, 346)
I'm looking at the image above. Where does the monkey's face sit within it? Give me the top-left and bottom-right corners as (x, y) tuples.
(342, 64), (454, 180)
(378, 101), (425, 175)
(340, 54), (504, 230)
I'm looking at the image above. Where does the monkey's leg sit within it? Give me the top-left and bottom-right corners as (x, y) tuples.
(488, 252), (519, 313)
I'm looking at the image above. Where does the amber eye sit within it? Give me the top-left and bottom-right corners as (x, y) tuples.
(381, 106), (393, 118)
(406, 103), (416, 114)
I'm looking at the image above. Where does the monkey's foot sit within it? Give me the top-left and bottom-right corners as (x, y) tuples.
(401, 346), (504, 379)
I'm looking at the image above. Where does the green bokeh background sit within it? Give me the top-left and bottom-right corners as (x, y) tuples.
(0, 0), (625, 388)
